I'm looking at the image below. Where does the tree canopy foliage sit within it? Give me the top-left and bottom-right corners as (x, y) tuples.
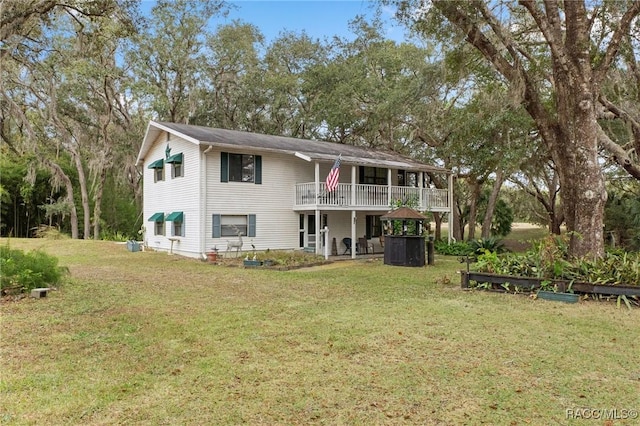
(1, 0), (638, 256)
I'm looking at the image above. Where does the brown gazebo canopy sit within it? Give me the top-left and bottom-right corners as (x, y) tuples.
(381, 207), (428, 221)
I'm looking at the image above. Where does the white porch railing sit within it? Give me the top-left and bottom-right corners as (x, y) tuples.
(294, 182), (449, 211)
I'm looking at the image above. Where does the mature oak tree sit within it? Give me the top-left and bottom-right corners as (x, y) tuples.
(388, 0), (640, 258)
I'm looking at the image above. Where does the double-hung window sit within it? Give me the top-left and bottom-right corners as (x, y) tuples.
(148, 159), (164, 182)
(230, 154), (254, 182)
(220, 152), (262, 184)
(212, 214), (257, 238)
(172, 163), (183, 178)
(166, 153), (183, 178)
(148, 212), (165, 235)
(359, 166), (387, 185)
(166, 211), (184, 237)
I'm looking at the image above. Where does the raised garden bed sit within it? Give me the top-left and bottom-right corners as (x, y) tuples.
(232, 258), (331, 271)
(460, 271), (640, 298)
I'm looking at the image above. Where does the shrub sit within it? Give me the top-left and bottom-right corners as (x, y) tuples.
(100, 228), (130, 242)
(32, 225), (69, 240)
(469, 237), (506, 255)
(434, 240), (472, 256)
(605, 188), (640, 251)
(487, 199), (514, 237)
(0, 245), (67, 293)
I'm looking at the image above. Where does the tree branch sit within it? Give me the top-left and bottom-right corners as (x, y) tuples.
(593, 1), (640, 85)
(597, 126), (640, 180)
(473, 0), (534, 63)
(433, 2), (518, 81)
(599, 94), (640, 131)
(519, 0), (571, 75)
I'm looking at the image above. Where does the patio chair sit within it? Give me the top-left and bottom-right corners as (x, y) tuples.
(358, 236), (372, 254)
(342, 237), (352, 255)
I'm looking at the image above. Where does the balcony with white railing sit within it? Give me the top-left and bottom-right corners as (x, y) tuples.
(294, 182), (449, 212)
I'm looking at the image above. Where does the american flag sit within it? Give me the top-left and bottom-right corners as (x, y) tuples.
(325, 155), (341, 192)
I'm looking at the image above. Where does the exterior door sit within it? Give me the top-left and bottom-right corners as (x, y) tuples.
(299, 214), (316, 249)
(307, 214), (316, 248)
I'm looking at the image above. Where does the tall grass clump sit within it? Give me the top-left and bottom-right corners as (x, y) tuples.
(32, 225), (69, 239)
(0, 244), (66, 293)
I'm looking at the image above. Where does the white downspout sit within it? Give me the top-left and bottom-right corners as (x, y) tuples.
(201, 145), (213, 258)
(201, 147), (207, 258)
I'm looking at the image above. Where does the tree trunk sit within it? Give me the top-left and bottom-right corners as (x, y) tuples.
(508, 4), (606, 257)
(550, 211), (563, 235)
(44, 160), (79, 239)
(547, 169), (563, 235)
(72, 151), (91, 239)
(552, 93), (607, 258)
(466, 179), (482, 240)
(433, 212), (442, 241)
(548, 6), (606, 259)
(453, 199), (463, 241)
(481, 170), (504, 239)
(92, 167), (108, 240)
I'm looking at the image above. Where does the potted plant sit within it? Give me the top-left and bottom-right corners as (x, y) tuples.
(206, 246), (219, 262)
(243, 244), (262, 267)
(243, 257), (262, 267)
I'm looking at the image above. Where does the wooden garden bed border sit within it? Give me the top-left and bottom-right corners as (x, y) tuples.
(460, 271), (640, 297)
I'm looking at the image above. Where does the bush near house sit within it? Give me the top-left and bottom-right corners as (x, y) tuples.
(0, 245), (66, 293)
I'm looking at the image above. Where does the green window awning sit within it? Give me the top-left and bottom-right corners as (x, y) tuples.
(148, 212), (164, 222)
(166, 153), (183, 164)
(148, 159), (164, 169)
(165, 211), (183, 222)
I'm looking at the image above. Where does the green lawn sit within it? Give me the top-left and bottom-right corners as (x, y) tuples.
(1, 238), (639, 425)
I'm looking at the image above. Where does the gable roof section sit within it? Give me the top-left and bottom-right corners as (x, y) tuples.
(136, 121), (449, 173)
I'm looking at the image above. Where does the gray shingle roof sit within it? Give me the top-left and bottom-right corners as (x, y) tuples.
(139, 121), (449, 173)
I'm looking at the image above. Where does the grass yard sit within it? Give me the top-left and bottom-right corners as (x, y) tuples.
(1, 237), (639, 425)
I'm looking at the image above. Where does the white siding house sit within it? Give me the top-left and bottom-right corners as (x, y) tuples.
(135, 121), (453, 259)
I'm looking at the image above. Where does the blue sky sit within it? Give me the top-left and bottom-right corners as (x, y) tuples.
(219, 1), (407, 43)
